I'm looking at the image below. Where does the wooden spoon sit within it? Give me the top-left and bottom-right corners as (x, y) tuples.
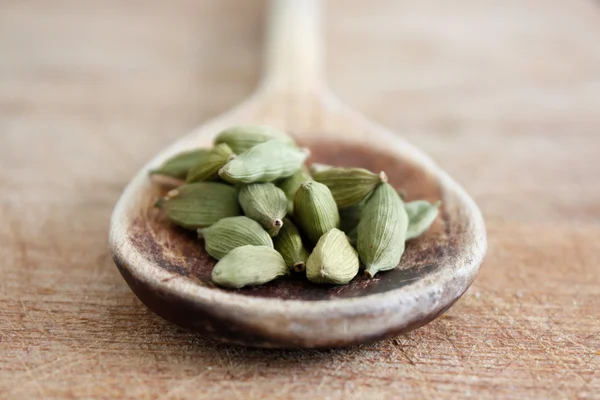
(109, 0), (486, 348)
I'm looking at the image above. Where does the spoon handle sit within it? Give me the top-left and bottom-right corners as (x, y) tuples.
(261, 0), (324, 95)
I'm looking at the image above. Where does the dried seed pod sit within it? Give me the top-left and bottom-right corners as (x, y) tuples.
(214, 125), (295, 154)
(149, 149), (210, 179)
(239, 183), (288, 236)
(273, 218), (309, 272)
(306, 228), (359, 285)
(312, 167), (387, 208)
(293, 181), (340, 244)
(405, 200), (441, 240)
(211, 245), (288, 289)
(357, 183), (409, 278)
(277, 167), (312, 213)
(186, 143), (235, 182)
(219, 141), (309, 184)
(154, 182), (240, 230)
(199, 216), (273, 260)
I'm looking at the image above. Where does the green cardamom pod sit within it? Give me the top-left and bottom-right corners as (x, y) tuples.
(239, 183), (288, 236)
(214, 125), (296, 154)
(339, 200), (366, 246)
(277, 166), (312, 213)
(273, 218), (309, 272)
(186, 143), (235, 183)
(149, 149), (210, 179)
(405, 200), (441, 240)
(306, 228), (359, 285)
(357, 182), (409, 278)
(211, 245), (288, 289)
(154, 182), (240, 230)
(293, 181), (340, 244)
(312, 167), (387, 208)
(219, 141), (309, 184)
(199, 216), (273, 260)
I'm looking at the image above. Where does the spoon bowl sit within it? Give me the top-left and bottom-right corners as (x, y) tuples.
(109, 0), (486, 348)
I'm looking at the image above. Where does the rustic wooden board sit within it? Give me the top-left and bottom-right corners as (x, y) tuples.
(1, 0), (599, 398)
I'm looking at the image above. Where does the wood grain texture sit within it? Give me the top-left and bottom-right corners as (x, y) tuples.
(0, 0), (598, 398)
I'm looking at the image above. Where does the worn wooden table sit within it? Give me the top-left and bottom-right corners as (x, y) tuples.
(1, 0), (599, 398)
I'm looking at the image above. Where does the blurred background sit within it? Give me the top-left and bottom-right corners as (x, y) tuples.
(2, 0), (599, 219)
(1, 0), (598, 398)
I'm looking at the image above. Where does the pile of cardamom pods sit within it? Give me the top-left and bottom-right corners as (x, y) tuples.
(150, 125), (440, 289)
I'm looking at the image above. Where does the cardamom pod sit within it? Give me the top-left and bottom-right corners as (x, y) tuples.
(211, 245), (288, 288)
(186, 143), (234, 183)
(306, 228), (359, 285)
(357, 182), (409, 278)
(214, 125), (295, 154)
(219, 140), (309, 184)
(339, 200), (366, 246)
(277, 167), (312, 213)
(312, 167), (387, 208)
(239, 183), (288, 236)
(293, 181), (340, 244)
(154, 182), (240, 229)
(199, 216), (273, 260)
(405, 200), (441, 240)
(273, 218), (309, 272)
(149, 149), (210, 179)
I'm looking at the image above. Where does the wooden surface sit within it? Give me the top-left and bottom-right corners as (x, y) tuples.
(1, 0), (599, 398)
